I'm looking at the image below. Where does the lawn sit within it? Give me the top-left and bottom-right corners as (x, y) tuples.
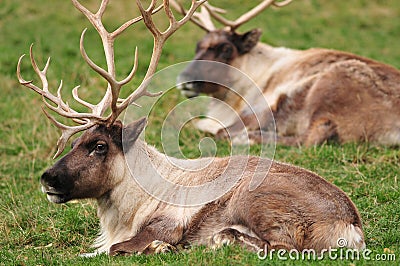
(0, 0), (399, 265)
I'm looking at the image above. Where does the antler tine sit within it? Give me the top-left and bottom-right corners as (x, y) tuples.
(170, 0), (216, 32)
(273, 0), (294, 7)
(193, 6), (218, 31)
(205, 0), (293, 31)
(17, 44), (69, 114)
(113, 5), (164, 38)
(72, 85), (94, 110)
(42, 108), (96, 159)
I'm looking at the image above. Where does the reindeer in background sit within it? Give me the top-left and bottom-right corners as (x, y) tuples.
(174, 0), (400, 146)
(18, 0), (364, 256)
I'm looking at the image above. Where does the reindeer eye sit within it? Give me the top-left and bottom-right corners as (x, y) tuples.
(94, 141), (108, 155)
(217, 43), (233, 60)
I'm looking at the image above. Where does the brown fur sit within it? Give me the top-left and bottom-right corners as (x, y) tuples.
(40, 120), (365, 256)
(176, 30), (400, 146)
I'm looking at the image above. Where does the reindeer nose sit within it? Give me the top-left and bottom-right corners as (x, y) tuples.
(41, 167), (68, 189)
(41, 169), (57, 187)
(176, 74), (199, 98)
(176, 73), (191, 89)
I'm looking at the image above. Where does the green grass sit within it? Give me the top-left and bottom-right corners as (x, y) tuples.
(1, 0), (399, 265)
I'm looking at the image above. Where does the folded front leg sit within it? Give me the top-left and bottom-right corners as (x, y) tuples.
(109, 216), (183, 256)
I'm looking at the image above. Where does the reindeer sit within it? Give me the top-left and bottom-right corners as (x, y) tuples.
(174, 0), (400, 146)
(18, 0), (365, 256)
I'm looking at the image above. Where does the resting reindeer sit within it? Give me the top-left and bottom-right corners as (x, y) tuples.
(18, 0), (365, 256)
(174, 0), (400, 146)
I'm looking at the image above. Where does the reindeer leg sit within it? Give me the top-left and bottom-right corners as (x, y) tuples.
(109, 216), (182, 256)
(209, 228), (268, 252)
(239, 130), (301, 146)
(303, 117), (338, 146)
(246, 118), (337, 146)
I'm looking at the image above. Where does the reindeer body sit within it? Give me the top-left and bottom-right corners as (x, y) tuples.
(40, 121), (365, 255)
(177, 30), (400, 146)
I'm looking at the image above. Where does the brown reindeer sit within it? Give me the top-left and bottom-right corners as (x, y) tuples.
(18, 0), (364, 256)
(174, 0), (400, 146)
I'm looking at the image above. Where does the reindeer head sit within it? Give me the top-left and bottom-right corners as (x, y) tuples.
(173, 0), (292, 98)
(17, 0), (205, 203)
(40, 119), (147, 203)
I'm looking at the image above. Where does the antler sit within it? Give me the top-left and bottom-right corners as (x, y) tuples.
(17, 0), (205, 158)
(114, 0), (207, 119)
(172, 0), (293, 32)
(207, 0), (293, 31)
(17, 44), (107, 158)
(170, 0), (223, 31)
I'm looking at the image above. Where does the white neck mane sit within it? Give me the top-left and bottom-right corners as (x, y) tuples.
(93, 140), (220, 254)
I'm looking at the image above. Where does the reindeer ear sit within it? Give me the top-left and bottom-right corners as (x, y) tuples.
(122, 117), (147, 149)
(233, 29), (262, 54)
